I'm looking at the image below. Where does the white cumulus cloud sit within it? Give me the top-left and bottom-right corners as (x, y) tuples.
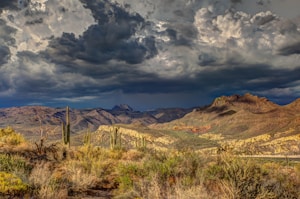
(1, 0), (95, 54)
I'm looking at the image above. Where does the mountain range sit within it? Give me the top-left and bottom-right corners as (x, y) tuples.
(0, 104), (192, 140)
(1, 93), (300, 155)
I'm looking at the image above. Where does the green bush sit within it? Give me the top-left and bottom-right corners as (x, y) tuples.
(0, 154), (30, 174)
(0, 154), (31, 186)
(117, 163), (145, 191)
(0, 171), (28, 195)
(205, 155), (270, 198)
(0, 127), (25, 145)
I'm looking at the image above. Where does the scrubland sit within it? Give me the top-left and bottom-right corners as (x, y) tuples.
(0, 126), (299, 199)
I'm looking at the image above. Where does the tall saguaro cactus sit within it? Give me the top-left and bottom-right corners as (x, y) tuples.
(62, 106), (70, 147)
(141, 136), (146, 148)
(84, 128), (91, 147)
(110, 126), (121, 150)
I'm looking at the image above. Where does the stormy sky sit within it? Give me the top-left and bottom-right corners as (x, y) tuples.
(0, 0), (300, 110)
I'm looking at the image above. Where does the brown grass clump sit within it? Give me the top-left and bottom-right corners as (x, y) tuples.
(29, 162), (69, 199)
(121, 149), (144, 161)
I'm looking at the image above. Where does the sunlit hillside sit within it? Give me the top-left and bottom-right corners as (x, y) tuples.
(149, 93), (300, 155)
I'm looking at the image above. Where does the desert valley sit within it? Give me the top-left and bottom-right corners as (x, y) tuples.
(0, 93), (299, 198)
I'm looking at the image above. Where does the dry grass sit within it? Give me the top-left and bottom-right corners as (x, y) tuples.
(1, 126), (300, 198)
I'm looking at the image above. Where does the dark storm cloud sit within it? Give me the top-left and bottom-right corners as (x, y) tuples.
(1, 0), (300, 109)
(0, 19), (16, 46)
(25, 17), (43, 25)
(0, 19), (15, 67)
(44, 0), (157, 65)
(167, 24), (198, 46)
(189, 64), (300, 104)
(256, 0), (270, 6)
(116, 0), (200, 47)
(81, 0), (144, 25)
(0, 0), (18, 11)
(198, 53), (218, 67)
(253, 13), (276, 25)
(46, 27), (155, 65)
(9, 51), (104, 100)
(101, 63), (300, 110)
(278, 41), (300, 55)
(0, 46), (10, 65)
(38, 0), (300, 103)
(13, 51), (58, 93)
(231, 0), (242, 4)
(12, 53), (158, 101)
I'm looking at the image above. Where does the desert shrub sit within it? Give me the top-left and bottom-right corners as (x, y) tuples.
(0, 171), (28, 196)
(203, 154), (300, 199)
(117, 163), (145, 192)
(75, 146), (117, 177)
(0, 154), (32, 182)
(65, 159), (98, 189)
(137, 176), (210, 199)
(204, 154), (271, 198)
(114, 151), (172, 198)
(61, 146), (119, 193)
(143, 153), (180, 185)
(0, 126), (14, 137)
(121, 149), (144, 161)
(115, 150), (206, 198)
(296, 163), (300, 173)
(260, 162), (300, 198)
(0, 127), (25, 145)
(175, 151), (207, 186)
(143, 151), (207, 186)
(29, 162), (69, 199)
(29, 162), (52, 188)
(0, 154), (29, 172)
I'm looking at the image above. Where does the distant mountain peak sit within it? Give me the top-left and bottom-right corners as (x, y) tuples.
(112, 104), (134, 112)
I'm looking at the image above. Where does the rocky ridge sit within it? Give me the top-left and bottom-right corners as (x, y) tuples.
(0, 105), (192, 139)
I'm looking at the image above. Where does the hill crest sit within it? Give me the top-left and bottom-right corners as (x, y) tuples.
(210, 93), (279, 113)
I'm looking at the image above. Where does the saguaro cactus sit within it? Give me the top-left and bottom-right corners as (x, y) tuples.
(135, 136), (147, 149)
(110, 126), (121, 149)
(84, 128), (91, 146)
(62, 106), (70, 147)
(141, 136), (146, 148)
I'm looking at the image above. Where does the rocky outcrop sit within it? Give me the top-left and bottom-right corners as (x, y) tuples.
(211, 93), (279, 113)
(97, 125), (177, 150)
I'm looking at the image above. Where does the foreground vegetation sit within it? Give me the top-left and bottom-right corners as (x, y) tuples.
(0, 126), (299, 198)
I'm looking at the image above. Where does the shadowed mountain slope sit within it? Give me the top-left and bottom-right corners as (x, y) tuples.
(0, 105), (192, 140)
